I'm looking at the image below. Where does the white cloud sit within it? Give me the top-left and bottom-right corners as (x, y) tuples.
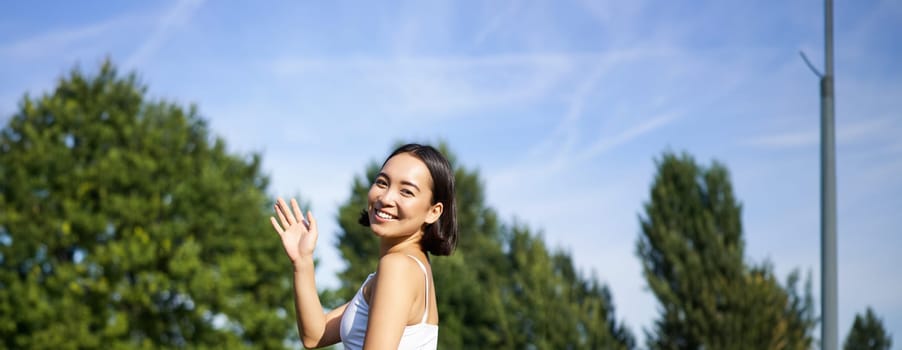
(576, 0), (647, 40)
(471, 0), (520, 47)
(745, 128), (819, 148)
(268, 52), (596, 120)
(582, 112), (679, 161)
(125, 0), (205, 69)
(743, 117), (898, 149)
(0, 16), (129, 60)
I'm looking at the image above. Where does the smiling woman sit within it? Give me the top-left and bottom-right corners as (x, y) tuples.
(270, 143), (457, 350)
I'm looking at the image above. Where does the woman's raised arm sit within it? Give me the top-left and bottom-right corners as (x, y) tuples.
(271, 197), (344, 348)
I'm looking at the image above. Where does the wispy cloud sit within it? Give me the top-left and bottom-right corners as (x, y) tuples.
(268, 52), (592, 119)
(270, 53), (596, 75)
(744, 128), (818, 149)
(743, 117), (898, 149)
(582, 112), (680, 160)
(522, 48), (659, 174)
(0, 16), (129, 60)
(125, 0), (205, 68)
(471, 0), (520, 47)
(576, 0), (646, 43)
(535, 54), (615, 171)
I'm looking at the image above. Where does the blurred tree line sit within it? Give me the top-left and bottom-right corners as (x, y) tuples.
(0, 61), (893, 349)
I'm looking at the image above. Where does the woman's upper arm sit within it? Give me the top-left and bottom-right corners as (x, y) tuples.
(363, 253), (419, 349)
(306, 302), (348, 348)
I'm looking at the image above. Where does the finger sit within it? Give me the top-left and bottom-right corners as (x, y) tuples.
(277, 198), (297, 225)
(270, 216), (284, 234)
(291, 198), (304, 226)
(275, 203), (290, 229)
(307, 210), (317, 232)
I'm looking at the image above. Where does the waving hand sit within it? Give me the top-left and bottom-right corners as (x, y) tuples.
(271, 197), (318, 265)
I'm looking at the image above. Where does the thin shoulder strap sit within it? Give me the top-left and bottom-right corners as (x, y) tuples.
(405, 254), (430, 324)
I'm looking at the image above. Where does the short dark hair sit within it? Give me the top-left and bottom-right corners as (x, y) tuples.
(358, 143), (458, 256)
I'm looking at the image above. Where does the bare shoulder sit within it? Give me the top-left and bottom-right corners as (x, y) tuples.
(375, 253), (427, 294)
(376, 252), (423, 277)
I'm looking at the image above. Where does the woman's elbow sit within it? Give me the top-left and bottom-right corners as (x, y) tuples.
(302, 338), (322, 349)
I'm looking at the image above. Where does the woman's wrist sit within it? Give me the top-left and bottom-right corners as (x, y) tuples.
(292, 255), (315, 272)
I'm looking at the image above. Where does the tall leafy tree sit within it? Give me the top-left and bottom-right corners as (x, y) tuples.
(0, 61), (295, 349)
(504, 224), (634, 349)
(844, 307), (893, 350)
(636, 152), (816, 350)
(333, 142), (634, 349)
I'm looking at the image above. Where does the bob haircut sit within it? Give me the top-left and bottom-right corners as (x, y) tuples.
(359, 143), (458, 256)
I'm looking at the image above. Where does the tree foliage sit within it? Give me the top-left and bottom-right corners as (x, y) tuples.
(0, 61), (295, 349)
(844, 307), (893, 350)
(636, 152), (816, 350)
(333, 142), (634, 349)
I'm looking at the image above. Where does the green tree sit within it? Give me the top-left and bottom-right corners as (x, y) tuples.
(844, 307), (893, 350)
(333, 142), (634, 349)
(636, 152), (816, 350)
(0, 61), (295, 349)
(504, 224), (634, 349)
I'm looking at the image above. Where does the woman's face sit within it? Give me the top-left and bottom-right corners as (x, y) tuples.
(367, 152), (443, 239)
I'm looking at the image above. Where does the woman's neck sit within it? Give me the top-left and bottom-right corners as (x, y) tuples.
(379, 231), (424, 257)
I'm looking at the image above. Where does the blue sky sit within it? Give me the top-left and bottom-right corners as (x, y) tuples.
(2, 0), (900, 344)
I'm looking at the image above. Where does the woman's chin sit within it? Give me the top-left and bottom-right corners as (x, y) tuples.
(369, 224), (392, 237)
(370, 225), (419, 240)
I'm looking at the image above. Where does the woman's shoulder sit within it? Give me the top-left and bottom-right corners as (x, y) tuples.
(369, 253), (426, 305)
(376, 252), (430, 288)
(377, 252), (428, 275)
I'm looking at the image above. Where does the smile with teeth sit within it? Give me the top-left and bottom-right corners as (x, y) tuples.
(375, 210), (398, 221)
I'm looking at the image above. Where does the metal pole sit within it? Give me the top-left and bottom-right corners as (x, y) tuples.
(821, 0), (837, 348)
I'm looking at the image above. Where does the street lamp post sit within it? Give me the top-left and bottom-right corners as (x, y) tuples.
(799, 0), (837, 348)
(820, 0), (838, 348)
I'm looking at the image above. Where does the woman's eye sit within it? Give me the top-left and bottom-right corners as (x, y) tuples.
(401, 189), (414, 196)
(374, 179), (388, 187)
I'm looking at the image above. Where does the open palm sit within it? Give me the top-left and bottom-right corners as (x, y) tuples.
(270, 197), (318, 264)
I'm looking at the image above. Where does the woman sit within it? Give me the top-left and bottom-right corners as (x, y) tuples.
(270, 143), (458, 349)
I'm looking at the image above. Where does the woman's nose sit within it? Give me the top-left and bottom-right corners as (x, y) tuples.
(378, 189), (397, 205)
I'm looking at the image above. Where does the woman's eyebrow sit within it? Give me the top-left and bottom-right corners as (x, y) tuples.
(376, 172), (420, 192)
(378, 172), (421, 192)
(401, 180), (420, 192)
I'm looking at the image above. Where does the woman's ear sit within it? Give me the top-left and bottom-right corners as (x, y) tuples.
(425, 202), (443, 224)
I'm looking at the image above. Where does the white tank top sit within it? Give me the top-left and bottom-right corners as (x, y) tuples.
(339, 255), (439, 350)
